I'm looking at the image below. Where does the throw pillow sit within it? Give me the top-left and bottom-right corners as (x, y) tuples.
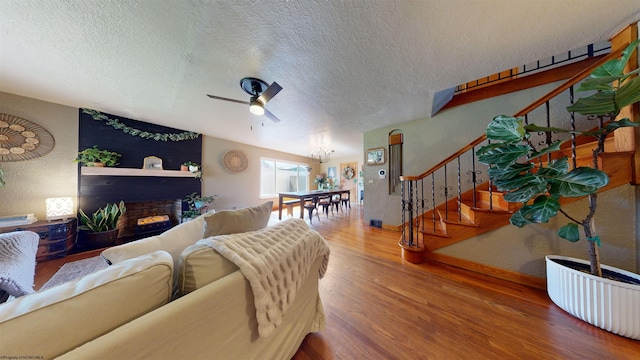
(203, 201), (273, 238)
(101, 211), (216, 266)
(0, 231), (39, 300)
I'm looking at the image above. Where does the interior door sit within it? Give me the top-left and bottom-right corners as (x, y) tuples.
(340, 162), (358, 203)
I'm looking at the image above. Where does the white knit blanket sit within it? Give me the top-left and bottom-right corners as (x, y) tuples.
(0, 231), (39, 299)
(203, 218), (330, 337)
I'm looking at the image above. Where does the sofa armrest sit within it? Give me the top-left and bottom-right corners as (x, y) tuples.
(0, 251), (173, 359)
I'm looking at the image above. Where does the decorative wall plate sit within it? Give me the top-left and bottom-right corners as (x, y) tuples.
(223, 150), (248, 173)
(0, 114), (55, 162)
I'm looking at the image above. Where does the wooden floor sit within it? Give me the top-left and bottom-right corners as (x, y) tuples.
(34, 204), (640, 359)
(289, 204), (640, 360)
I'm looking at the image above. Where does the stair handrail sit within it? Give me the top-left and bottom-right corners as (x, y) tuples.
(400, 45), (627, 183)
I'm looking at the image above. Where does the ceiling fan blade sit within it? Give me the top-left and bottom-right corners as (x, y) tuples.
(264, 108), (281, 123)
(206, 94), (250, 105)
(257, 82), (282, 105)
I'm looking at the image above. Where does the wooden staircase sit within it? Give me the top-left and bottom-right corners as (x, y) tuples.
(417, 136), (634, 253)
(399, 24), (638, 289)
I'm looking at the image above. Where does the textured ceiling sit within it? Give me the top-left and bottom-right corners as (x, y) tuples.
(1, 1), (639, 159)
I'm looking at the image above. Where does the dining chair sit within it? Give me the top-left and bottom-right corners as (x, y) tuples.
(331, 194), (341, 214)
(340, 191), (351, 209)
(317, 196), (332, 218)
(303, 198), (321, 224)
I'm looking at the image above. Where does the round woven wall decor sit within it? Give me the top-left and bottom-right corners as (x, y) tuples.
(0, 114), (55, 162)
(223, 150), (248, 173)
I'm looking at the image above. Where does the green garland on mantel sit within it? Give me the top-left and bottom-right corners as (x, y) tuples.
(82, 108), (200, 141)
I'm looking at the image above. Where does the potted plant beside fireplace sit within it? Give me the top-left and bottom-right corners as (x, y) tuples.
(78, 201), (126, 249)
(476, 40), (640, 339)
(182, 192), (216, 222)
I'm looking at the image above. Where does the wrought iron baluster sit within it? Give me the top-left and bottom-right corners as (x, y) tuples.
(467, 146), (483, 209)
(457, 156), (462, 222)
(408, 180), (414, 246)
(419, 178), (425, 234)
(471, 148), (477, 208)
(487, 139), (493, 210)
(545, 101), (552, 163)
(431, 173), (436, 233)
(570, 85), (577, 169)
(442, 164), (449, 220)
(401, 179), (407, 244)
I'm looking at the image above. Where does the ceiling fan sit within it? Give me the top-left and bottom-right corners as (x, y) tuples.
(206, 77), (282, 123)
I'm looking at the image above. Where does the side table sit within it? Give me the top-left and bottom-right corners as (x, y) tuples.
(0, 218), (77, 262)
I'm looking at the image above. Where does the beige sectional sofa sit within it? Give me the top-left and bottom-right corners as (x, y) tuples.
(0, 202), (330, 359)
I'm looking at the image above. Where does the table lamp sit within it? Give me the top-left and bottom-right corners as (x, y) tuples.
(45, 197), (75, 221)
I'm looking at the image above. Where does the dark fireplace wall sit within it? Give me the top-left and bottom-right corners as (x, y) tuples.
(77, 109), (202, 217)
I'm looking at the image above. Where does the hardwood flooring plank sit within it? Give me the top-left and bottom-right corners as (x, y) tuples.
(290, 204), (640, 360)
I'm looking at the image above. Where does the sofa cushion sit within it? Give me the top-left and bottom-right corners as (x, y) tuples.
(202, 201), (273, 238)
(0, 250), (173, 359)
(0, 231), (39, 300)
(101, 211), (215, 266)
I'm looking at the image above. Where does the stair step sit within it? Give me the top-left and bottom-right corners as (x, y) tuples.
(420, 229), (451, 238)
(436, 208), (478, 227)
(418, 215), (449, 237)
(475, 190), (518, 212)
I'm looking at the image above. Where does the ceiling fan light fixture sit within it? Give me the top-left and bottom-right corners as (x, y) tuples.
(249, 97), (265, 116)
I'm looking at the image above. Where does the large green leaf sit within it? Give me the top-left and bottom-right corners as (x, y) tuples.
(511, 195), (561, 226)
(581, 117), (640, 136)
(558, 223), (580, 242)
(575, 75), (618, 92)
(537, 157), (569, 177)
(477, 143), (531, 168)
(530, 140), (563, 159)
(503, 178), (548, 203)
(548, 167), (609, 197)
(589, 39), (640, 79)
(487, 163), (534, 181)
(566, 90), (617, 116)
(485, 115), (526, 142)
(524, 124), (575, 134)
(616, 75), (640, 109)
(509, 211), (532, 227)
(493, 173), (541, 192)
(476, 142), (505, 156)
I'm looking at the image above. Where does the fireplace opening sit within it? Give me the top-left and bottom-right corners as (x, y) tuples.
(117, 199), (184, 242)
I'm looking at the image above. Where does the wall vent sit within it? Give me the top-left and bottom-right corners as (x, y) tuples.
(369, 219), (382, 228)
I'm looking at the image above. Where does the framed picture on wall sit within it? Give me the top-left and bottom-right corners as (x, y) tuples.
(327, 166), (336, 179)
(366, 147), (385, 165)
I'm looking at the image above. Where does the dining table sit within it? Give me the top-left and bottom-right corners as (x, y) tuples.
(278, 189), (350, 220)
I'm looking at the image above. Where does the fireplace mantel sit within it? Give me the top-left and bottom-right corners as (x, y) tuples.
(81, 167), (197, 178)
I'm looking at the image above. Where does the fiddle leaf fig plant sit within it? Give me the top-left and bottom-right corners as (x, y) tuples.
(476, 40), (640, 277)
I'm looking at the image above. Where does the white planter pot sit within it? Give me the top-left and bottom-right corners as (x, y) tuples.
(546, 255), (640, 340)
